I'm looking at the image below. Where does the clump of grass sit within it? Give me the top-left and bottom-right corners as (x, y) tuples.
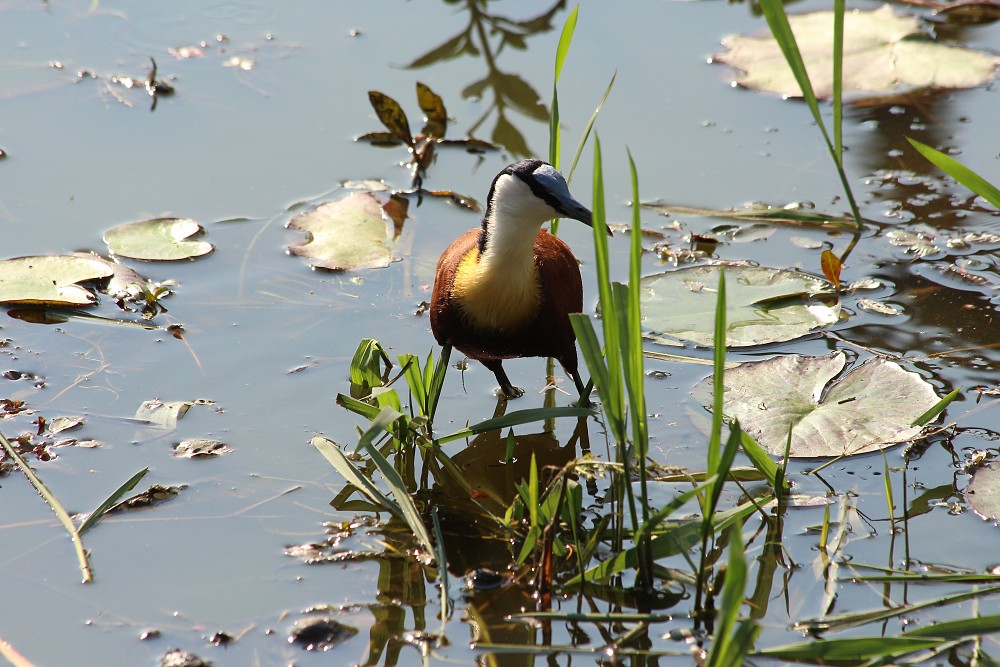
(0, 431), (150, 584)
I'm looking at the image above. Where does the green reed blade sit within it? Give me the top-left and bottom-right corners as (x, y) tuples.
(78, 467), (149, 536)
(908, 138), (1000, 210)
(0, 431), (93, 583)
(757, 636), (946, 662)
(312, 436), (403, 523)
(706, 526), (749, 667)
(566, 72), (616, 184)
(912, 387), (959, 427)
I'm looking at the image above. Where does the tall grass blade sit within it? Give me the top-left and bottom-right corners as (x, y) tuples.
(903, 614), (1000, 639)
(708, 269), (727, 475)
(624, 150), (648, 462)
(757, 637), (946, 662)
(312, 436), (404, 523)
(907, 138), (1000, 210)
(707, 421), (743, 519)
(566, 72), (616, 183)
(739, 431), (787, 493)
(336, 393), (382, 421)
(553, 5), (578, 85)
(757, 0), (864, 254)
(360, 414), (436, 558)
(706, 526), (751, 667)
(757, 0), (826, 132)
(399, 353), (428, 415)
(832, 0), (844, 168)
(912, 387), (959, 427)
(803, 584), (1000, 634)
(548, 6), (577, 234)
(78, 467), (149, 535)
(0, 431), (93, 583)
(426, 343), (450, 422)
(589, 137), (625, 441)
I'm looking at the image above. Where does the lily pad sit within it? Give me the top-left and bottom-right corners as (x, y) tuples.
(714, 5), (1000, 98)
(966, 462), (1000, 522)
(286, 192), (396, 271)
(692, 352), (941, 457)
(104, 218), (213, 261)
(640, 263), (840, 347)
(0, 255), (113, 306)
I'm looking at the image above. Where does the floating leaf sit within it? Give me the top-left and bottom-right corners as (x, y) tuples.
(286, 192), (396, 271)
(416, 82), (447, 138)
(134, 399), (211, 430)
(640, 263), (840, 347)
(858, 298), (902, 315)
(643, 201), (859, 228)
(0, 255), (113, 306)
(104, 218), (213, 261)
(172, 439), (233, 459)
(820, 249), (841, 289)
(966, 462), (1000, 522)
(73, 252), (171, 315)
(47, 416), (84, 435)
(368, 91), (413, 146)
(692, 352), (941, 457)
(715, 5), (1000, 98)
(107, 483), (184, 513)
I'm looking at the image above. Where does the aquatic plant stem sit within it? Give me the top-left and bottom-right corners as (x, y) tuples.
(758, 0), (863, 267)
(0, 431), (93, 583)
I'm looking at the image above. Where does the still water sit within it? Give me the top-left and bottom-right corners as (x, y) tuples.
(1, 0), (999, 664)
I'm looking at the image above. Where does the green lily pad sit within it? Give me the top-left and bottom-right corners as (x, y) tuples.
(640, 263), (840, 348)
(0, 255), (114, 306)
(714, 5), (1000, 98)
(966, 462), (1000, 522)
(286, 192), (396, 271)
(692, 352), (941, 457)
(104, 218), (213, 261)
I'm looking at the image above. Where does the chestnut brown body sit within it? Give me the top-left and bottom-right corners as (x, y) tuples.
(430, 227), (583, 394)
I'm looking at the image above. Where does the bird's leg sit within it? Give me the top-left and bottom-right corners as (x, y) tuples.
(569, 368), (595, 407)
(481, 358), (524, 399)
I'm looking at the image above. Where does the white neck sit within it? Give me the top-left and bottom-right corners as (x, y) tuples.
(479, 174), (559, 271)
(450, 175), (559, 331)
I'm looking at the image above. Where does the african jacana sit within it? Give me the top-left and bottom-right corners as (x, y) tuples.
(430, 159), (608, 398)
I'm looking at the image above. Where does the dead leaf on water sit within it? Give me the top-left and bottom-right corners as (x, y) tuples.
(107, 483), (185, 514)
(714, 5), (1000, 99)
(47, 416), (84, 435)
(134, 399), (213, 430)
(172, 439), (233, 459)
(858, 298), (903, 315)
(286, 192), (397, 271)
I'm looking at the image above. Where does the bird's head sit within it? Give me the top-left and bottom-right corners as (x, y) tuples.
(482, 160), (611, 241)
